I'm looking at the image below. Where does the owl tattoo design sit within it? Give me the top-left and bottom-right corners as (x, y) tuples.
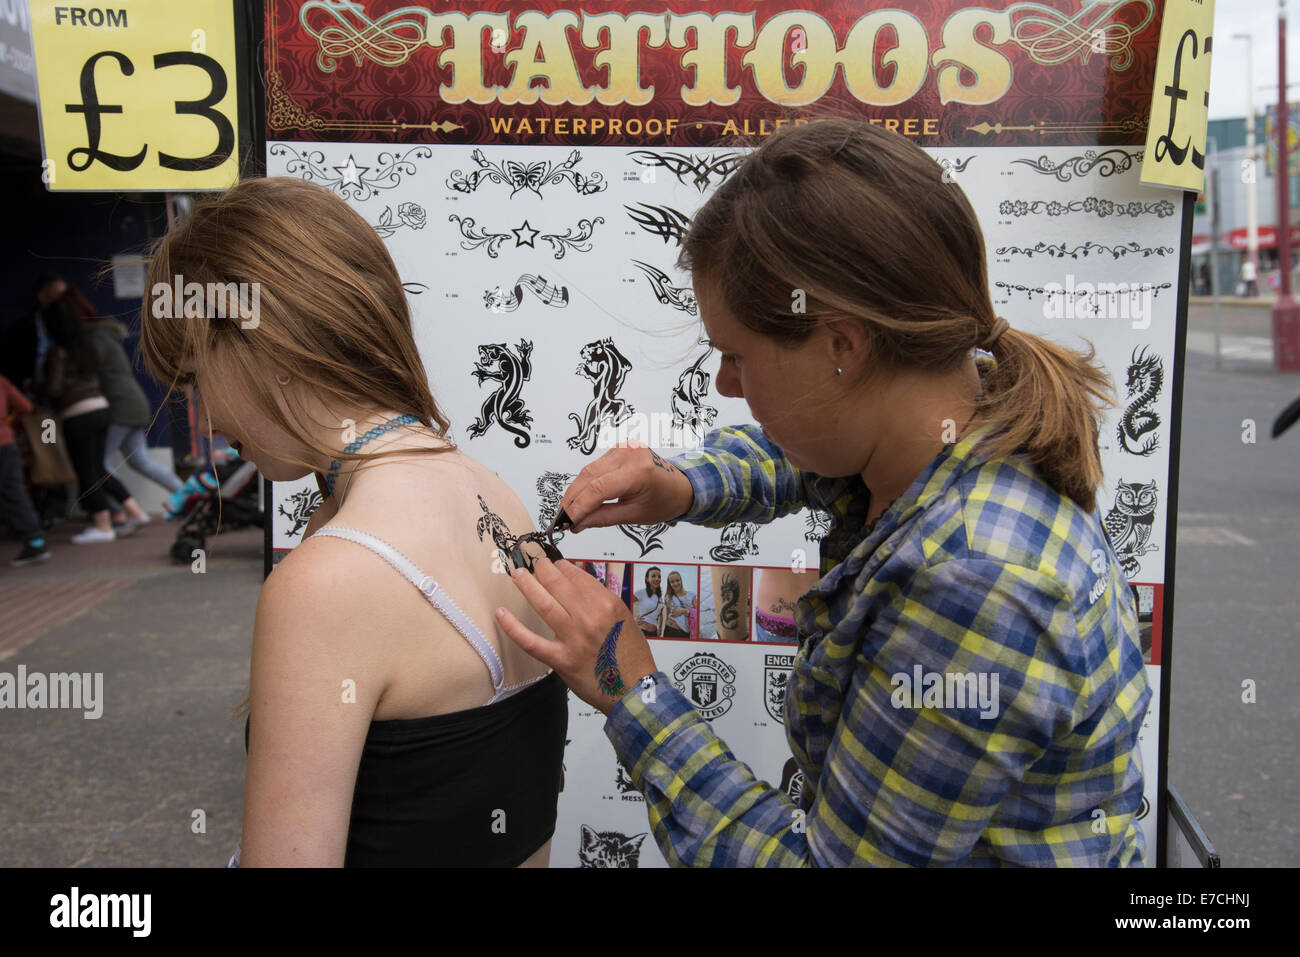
(1102, 480), (1159, 579)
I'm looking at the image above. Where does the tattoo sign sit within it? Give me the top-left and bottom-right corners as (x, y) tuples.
(672, 652), (737, 720)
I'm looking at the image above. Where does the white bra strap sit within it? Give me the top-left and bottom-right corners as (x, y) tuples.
(309, 525), (505, 691)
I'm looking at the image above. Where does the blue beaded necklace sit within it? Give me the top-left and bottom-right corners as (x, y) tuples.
(325, 414), (420, 496)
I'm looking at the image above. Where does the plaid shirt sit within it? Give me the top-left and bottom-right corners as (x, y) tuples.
(605, 424), (1151, 866)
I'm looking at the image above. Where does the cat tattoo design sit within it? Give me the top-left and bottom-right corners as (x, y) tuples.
(567, 338), (634, 455)
(468, 340), (534, 448)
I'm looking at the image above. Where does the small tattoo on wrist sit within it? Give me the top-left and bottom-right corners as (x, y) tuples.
(650, 451), (678, 473)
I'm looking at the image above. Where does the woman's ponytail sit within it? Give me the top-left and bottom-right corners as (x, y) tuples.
(977, 324), (1115, 513)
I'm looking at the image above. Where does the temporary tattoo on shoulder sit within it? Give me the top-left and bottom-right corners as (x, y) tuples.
(447, 149), (607, 198)
(568, 338), (634, 454)
(468, 340), (534, 448)
(595, 621), (626, 698)
(627, 150), (742, 192)
(475, 494), (523, 571)
(710, 522), (759, 562)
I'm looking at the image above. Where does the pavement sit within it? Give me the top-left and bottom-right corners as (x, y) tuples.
(0, 298), (1296, 867)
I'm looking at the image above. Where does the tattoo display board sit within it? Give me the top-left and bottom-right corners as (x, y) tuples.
(263, 0), (1187, 866)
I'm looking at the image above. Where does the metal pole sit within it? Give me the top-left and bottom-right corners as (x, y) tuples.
(1273, 0), (1300, 370)
(1211, 155), (1223, 369)
(1235, 33), (1261, 286)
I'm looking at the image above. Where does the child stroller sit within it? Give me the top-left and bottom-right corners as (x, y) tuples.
(168, 453), (263, 564)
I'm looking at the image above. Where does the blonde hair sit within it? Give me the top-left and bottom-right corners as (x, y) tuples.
(680, 116), (1114, 512)
(139, 177), (454, 478)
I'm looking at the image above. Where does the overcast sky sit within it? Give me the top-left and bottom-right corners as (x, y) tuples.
(1209, 0), (1300, 120)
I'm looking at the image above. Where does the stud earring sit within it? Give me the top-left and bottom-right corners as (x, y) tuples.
(833, 367), (843, 377)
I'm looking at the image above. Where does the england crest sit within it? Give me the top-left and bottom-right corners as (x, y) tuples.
(764, 654), (794, 722)
(672, 652), (737, 720)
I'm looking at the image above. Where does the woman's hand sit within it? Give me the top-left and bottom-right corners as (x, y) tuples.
(497, 558), (658, 716)
(560, 442), (695, 531)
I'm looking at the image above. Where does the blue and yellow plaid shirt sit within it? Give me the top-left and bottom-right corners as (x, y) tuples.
(605, 424), (1151, 866)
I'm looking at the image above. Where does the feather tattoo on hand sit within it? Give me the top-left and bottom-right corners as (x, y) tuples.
(595, 621), (627, 699)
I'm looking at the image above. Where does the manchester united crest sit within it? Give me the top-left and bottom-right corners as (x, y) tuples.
(764, 653), (794, 722)
(672, 651), (737, 720)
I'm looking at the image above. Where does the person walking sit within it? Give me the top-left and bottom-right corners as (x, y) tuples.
(0, 373), (51, 565)
(85, 314), (182, 525)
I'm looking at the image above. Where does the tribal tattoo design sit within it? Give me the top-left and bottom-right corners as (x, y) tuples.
(468, 340), (534, 448)
(567, 338), (634, 455)
(484, 274), (570, 313)
(625, 203), (692, 245)
(804, 508), (832, 542)
(1118, 347), (1163, 456)
(1011, 148), (1142, 181)
(446, 148), (607, 198)
(475, 494), (523, 572)
(632, 261), (698, 315)
(595, 621), (627, 698)
(627, 150), (743, 192)
(617, 522), (675, 556)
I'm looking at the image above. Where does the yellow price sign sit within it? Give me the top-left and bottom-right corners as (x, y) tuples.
(30, 0), (239, 191)
(1141, 0), (1216, 192)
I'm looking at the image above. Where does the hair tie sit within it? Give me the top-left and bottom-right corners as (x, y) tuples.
(983, 316), (1010, 349)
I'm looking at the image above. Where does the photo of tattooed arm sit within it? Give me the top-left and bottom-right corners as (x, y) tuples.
(707, 565), (751, 641)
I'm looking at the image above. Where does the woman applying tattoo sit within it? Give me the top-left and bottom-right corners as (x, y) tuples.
(140, 178), (566, 867)
(497, 119), (1150, 867)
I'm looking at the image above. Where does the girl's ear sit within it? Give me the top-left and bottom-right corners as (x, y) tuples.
(825, 315), (869, 371)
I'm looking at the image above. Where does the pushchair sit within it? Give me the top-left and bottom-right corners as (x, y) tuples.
(168, 453), (263, 564)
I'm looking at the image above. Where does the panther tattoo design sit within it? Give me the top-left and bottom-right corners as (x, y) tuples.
(567, 338), (634, 455)
(468, 340), (534, 448)
(670, 347), (718, 438)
